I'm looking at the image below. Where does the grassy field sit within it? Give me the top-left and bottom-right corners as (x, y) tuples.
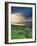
(11, 25), (32, 39)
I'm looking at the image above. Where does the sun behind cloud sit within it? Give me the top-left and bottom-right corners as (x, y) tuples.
(11, 12), (26, 26)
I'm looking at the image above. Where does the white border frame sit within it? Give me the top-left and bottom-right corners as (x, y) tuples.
(8, 3), (35, 43)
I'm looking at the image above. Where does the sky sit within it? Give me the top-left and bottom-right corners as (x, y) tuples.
(11, 6), (32, 18)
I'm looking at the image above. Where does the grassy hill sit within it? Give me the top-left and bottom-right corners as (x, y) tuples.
(11, 25), (32, 39)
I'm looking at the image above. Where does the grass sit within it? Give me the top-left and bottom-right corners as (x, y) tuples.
(11, 25), (32, 39)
